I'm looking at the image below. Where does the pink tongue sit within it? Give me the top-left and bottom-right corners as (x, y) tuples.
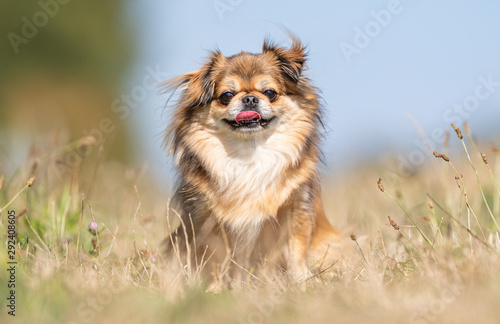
(235, 111), (261, 124)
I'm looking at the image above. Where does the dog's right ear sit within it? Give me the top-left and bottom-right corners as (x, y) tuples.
(161, 50), (226, 108)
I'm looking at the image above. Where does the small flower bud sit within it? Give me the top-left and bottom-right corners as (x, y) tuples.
(88, 221), (99, 235)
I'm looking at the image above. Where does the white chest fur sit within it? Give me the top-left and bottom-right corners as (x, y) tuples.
(182, 129), (305, 233)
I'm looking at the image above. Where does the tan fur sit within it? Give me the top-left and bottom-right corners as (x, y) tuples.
(161, 36), (344, 281)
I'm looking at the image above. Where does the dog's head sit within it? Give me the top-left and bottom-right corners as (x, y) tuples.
(163, 35), (321, 154)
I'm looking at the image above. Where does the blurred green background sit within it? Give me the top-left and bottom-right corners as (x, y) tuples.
(2, 0), (500, 185)
(0, 1), (136, 164)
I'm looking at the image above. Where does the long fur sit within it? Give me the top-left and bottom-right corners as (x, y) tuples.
(161, 35), (343, 281)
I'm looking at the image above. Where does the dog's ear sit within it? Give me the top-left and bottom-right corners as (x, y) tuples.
(262, 35), (307, 83)
(161, 50), (226, 108)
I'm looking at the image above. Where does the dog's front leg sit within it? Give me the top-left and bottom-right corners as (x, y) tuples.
(282, 201), (315, 281)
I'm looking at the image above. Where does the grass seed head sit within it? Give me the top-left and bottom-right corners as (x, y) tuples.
(377, 178), (385, 192)
(387, 216), (400, 230)
(428, 201), (434, 209)
(350, 233), (357, 241)
(464, 122), (471, 136)
(433, 151), (450, 162)
(481, 152), (488, 165)
(27, 177), (36, 187)
(451, 123), (463, 139)
(443, 130), (450, 148)
(30, 161), (38, 175)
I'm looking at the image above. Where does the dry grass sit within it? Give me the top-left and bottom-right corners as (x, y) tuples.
(1, 124), (500, 324)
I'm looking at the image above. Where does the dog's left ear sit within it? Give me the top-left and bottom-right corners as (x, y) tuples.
(262, 35), (307, 83)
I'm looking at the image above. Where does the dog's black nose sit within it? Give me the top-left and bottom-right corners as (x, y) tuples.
(242, 95), (259, 108)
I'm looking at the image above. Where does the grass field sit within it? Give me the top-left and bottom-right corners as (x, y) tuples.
(1, 124), (499, 324)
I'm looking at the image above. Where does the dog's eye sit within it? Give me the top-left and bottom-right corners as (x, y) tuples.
(263, 89), (277, 101)
(219, 92), (234, 105)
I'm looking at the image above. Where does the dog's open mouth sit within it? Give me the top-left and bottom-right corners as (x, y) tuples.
(224, 111), (276, 129)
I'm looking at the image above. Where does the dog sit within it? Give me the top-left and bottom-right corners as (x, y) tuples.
(161, 35), (345, 282)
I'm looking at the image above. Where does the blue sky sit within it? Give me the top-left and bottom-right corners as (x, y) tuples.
(125, 0), (500, 183)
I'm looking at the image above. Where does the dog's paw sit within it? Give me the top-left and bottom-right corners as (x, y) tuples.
(287, 262), (312, 283)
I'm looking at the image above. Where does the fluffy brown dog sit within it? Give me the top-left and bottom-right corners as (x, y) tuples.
(162, 35), (343, 281)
